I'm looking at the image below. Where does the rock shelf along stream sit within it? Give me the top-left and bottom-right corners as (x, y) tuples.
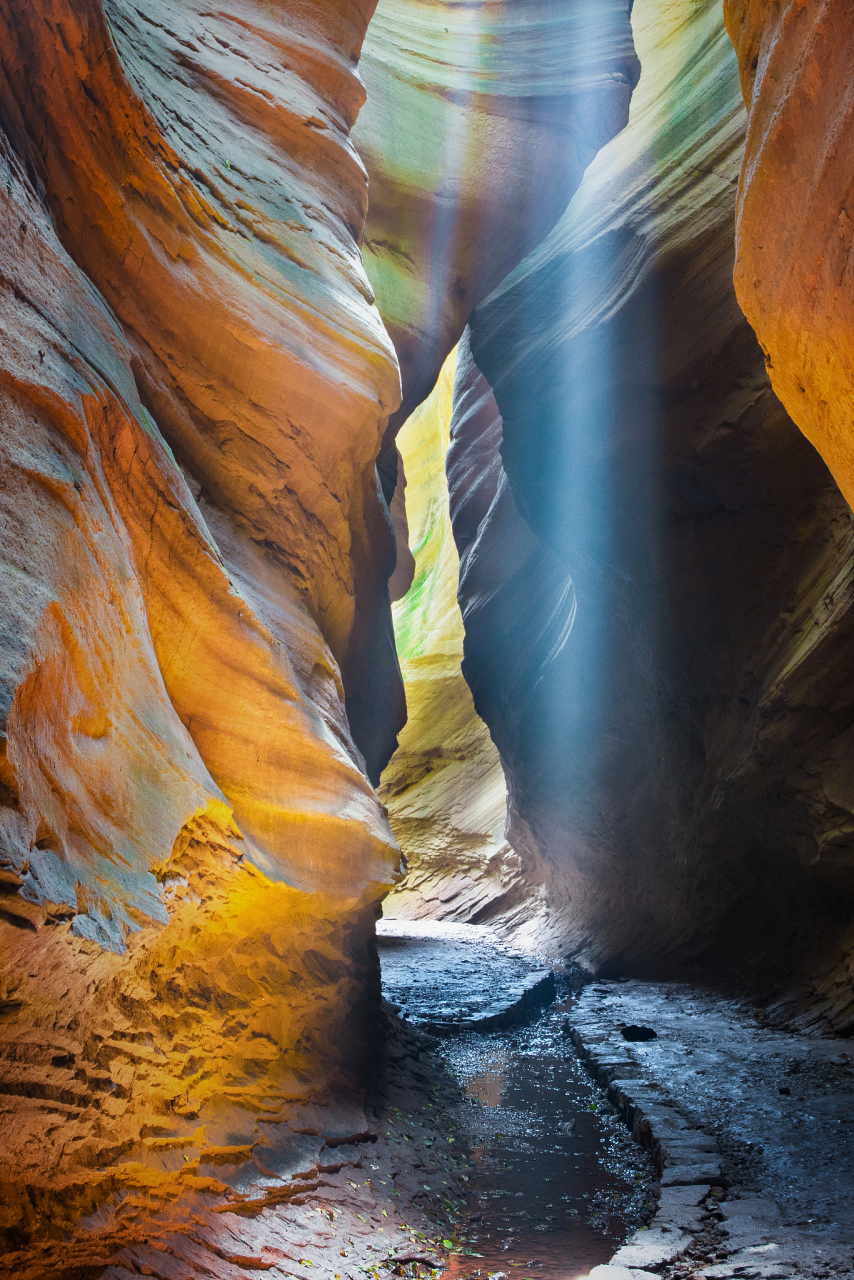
(377, 921), (657, 1279)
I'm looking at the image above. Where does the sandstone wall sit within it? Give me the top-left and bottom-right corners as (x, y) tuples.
(0, 0), (403, 1260)
(354, 0), (639, 436)
(360, 0), (642, 938)
(378, 352), (526, 925)
(452, 0), (854, 1025)
(724, 0), (854, 511)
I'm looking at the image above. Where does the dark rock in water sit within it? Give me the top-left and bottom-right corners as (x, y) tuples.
(620, 1024), (657, 1042)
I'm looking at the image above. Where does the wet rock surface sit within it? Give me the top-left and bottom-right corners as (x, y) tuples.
(439, 1011), (658, 1280)
(377, 921), (556, 1034)
(379, 923), (659, 1279)
(570, 982), (854, 1279)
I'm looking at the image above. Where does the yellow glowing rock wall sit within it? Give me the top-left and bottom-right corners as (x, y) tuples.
(379, 353), (522, 923)
(0, 0), (401, 1256)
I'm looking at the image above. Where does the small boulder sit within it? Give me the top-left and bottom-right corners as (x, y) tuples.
(620, 1024), (657, 1042)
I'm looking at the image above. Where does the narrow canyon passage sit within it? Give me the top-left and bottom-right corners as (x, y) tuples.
(3, 0), (854, 1277)
(375, 439), (854, 1279)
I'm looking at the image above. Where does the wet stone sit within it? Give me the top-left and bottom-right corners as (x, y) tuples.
(377, 919), (555, 1033)
(660, 1161), (724, 1187)
(378, 921), (659, 1279)
(569, 980), (854, 1278)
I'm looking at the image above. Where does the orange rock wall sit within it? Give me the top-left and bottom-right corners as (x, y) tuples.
(1, 0), (405, 780)
(0, 0), (402, 1259)
(724, 0), (854, 511)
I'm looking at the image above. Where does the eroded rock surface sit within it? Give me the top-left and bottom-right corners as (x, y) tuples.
(725, 0), (854, 512)
(450, 0), (854, 1016)
(378, 352), (525, 925)
(15, 0), (407, 781)
(367, 0), (645, 942)
(0, 0), (404, 1260)
(1, 1003), (476, 1280)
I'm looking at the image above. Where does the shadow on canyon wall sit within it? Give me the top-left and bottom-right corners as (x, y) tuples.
(0, 0), (853, 1269)
(381, 0), (854, 1031)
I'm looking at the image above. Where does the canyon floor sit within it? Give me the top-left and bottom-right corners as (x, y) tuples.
(376, 923), (854, 1280)
(13, 927), (854, 1279)
(570, 979), (854, 1280)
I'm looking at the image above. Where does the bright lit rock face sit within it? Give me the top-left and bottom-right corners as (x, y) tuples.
(0, 0), (401, 1258)
(3, 0), (854, 1267)
(451, 0), (854, 1024)
(3, 0), (405, 783)
(378, 354), (526, 925)
(725, 0), (854, 511)
(354, 0), (640, 435)
(359, 0), (641, 941)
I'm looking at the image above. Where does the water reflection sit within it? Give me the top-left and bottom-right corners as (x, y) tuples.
(438, 999), (656, 1280)
(465, 1050), (509, 1108)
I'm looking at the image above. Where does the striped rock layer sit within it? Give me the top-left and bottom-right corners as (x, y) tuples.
(0, 0), (400, 1260)
(445, 0), (854, 1023)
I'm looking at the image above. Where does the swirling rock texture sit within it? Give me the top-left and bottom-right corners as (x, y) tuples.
(0, 0), (403, 1266)
(725, 0), (854, 510)
(359, 0), (641, 939)
(720, 0), (854, 1028)
(4, 0), (854, 1270)
(377, 352), (526, 925)
(452, 0), (854, 1025)
(353, 0), (640, 434)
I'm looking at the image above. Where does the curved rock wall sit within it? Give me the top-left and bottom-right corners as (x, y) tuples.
(354, 0), (640, 437)
(359, 0), (643, 943)
(0, 0), (405, 781)
(0, 0), (401, 1259)
(3, 0), (853, 1265)
(724, 0), (854, 511)
(453, 0), (854, 1023)
(447, 332), (568, 953)
(378, 352), (525, 925)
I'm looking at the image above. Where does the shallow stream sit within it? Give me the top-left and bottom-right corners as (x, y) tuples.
(377, 922), (657, 1280)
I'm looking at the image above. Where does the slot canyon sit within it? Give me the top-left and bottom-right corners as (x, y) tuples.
(1, 1), (853, 1278)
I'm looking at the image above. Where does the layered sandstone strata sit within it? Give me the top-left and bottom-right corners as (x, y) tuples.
(378, 353), (525, 925)
(725, 0), (854, 511)
(453, 0), (854, 1022)
(354, 0), (640, 436)
(361, 0), (642, 935)
(0, 0), (405, 781)
(0, 0), (402, 1258)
